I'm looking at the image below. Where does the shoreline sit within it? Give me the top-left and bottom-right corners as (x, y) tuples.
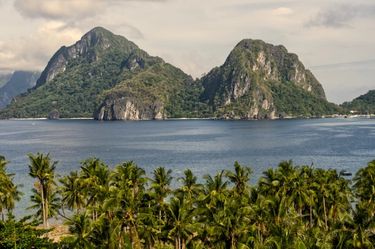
(1, 114), (374, 121)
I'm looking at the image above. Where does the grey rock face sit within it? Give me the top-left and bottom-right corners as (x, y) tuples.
(94, 97), (164, 121)
(200, 39), (328, 119)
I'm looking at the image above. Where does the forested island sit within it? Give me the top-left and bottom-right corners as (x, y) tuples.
(0, 27), (347, 120)
(1, 154), (375, 248)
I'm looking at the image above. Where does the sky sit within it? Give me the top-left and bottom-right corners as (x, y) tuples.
(0, 0), (374, 104)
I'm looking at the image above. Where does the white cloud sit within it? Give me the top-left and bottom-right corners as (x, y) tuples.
(0, 21), (82, 71)
(14, 0), (104, 20)
(272, 7), (293, 16)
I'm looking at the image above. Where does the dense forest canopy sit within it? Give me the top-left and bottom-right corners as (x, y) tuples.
(0, 154), (375, 248)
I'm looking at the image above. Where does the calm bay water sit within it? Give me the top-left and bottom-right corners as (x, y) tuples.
(0, 118), (374, 215)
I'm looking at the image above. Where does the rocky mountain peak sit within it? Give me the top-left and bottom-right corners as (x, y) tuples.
(200, 38), (332, 119)
(36, 27), (139, 87)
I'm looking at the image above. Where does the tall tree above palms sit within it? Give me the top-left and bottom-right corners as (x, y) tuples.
(28, 153), (57, 228)
(225, 161), (252, 196)
(151, 167), (173, 222)
(176, 169), (202, 206)
(59, 171), (85, 213)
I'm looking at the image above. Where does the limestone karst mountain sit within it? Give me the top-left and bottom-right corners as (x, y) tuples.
(199, 39), (338, 119)
(0, 27), (339, 120)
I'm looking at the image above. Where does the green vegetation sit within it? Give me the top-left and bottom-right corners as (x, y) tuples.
(341, 90), (375, 114)
(0, 27), (199, 120)
(0, 28), (343, 120)
(1, 153), (375, 248)
(0, 217), (57, 248)
(28, 153), (59, 228)
(269, 81), (341, 117)
(100, 62), (210, 119)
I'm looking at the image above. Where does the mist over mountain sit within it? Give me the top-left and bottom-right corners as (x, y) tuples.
(0, 71), (40, 109)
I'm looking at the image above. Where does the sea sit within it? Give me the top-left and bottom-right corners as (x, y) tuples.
(0, 118), (374, 216)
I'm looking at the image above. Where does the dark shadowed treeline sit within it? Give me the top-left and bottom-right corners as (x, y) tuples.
(1, 154), (375, 248)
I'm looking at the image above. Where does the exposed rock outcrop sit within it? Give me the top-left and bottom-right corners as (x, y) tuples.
(200, 39), (335, 119)
(95, 97), (164, 120)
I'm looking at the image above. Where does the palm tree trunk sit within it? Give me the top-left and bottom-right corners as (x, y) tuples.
(310, 205), (313, 228)
(130, 225), (142, 249)
(40, 184), (46, 228)
(45, 187), (49, 228)
(231, 234), (236, 249)
(323, 196), (328, 230)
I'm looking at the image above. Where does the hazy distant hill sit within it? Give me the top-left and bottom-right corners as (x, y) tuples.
(341, 90), (375, 114)
(0, 73), (12, 88)
(0, 27), (339, 119)
(0, 71), (40, 109)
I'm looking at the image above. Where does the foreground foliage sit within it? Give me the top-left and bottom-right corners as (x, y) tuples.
(1, 154), (375, 248)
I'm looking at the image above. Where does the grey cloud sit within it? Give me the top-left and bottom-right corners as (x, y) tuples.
(307, 4), (375, 28)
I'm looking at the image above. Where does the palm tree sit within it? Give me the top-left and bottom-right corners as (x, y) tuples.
(167, 196), (197, 249)
(28, 153), (57, 228)
(225, 161), (252, 196)
(79, 158), (110, 221)
(105, 161), (147, 249)
(65, 213), (94, 248)
(28, 187), (60, 225)
(59, 171), (85, 213)
(176, 169), (202, 205)
(354, 160), (375, 216)
(150, 167), (173, 222)
(0, 156), (22, 220)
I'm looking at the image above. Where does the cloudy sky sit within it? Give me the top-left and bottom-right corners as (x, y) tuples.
(0, 0), (374, 103)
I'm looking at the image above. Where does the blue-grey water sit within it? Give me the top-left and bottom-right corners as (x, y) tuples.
(0, 118), (374, 216)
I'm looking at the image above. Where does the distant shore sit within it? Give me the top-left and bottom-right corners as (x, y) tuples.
(2, 114), (374, 121)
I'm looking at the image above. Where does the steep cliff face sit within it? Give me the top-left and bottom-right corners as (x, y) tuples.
(200, 39), (334, 119)
(95, 98), (164, 120)
(0, 71), (40, 109)
(94, 63), (194, 120)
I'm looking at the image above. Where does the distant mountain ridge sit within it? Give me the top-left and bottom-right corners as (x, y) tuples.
(341, 90), (375, 114)
(0, 73), (12, 88)
(0, 27), (339, 119)
(0, 71), (40, 109)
